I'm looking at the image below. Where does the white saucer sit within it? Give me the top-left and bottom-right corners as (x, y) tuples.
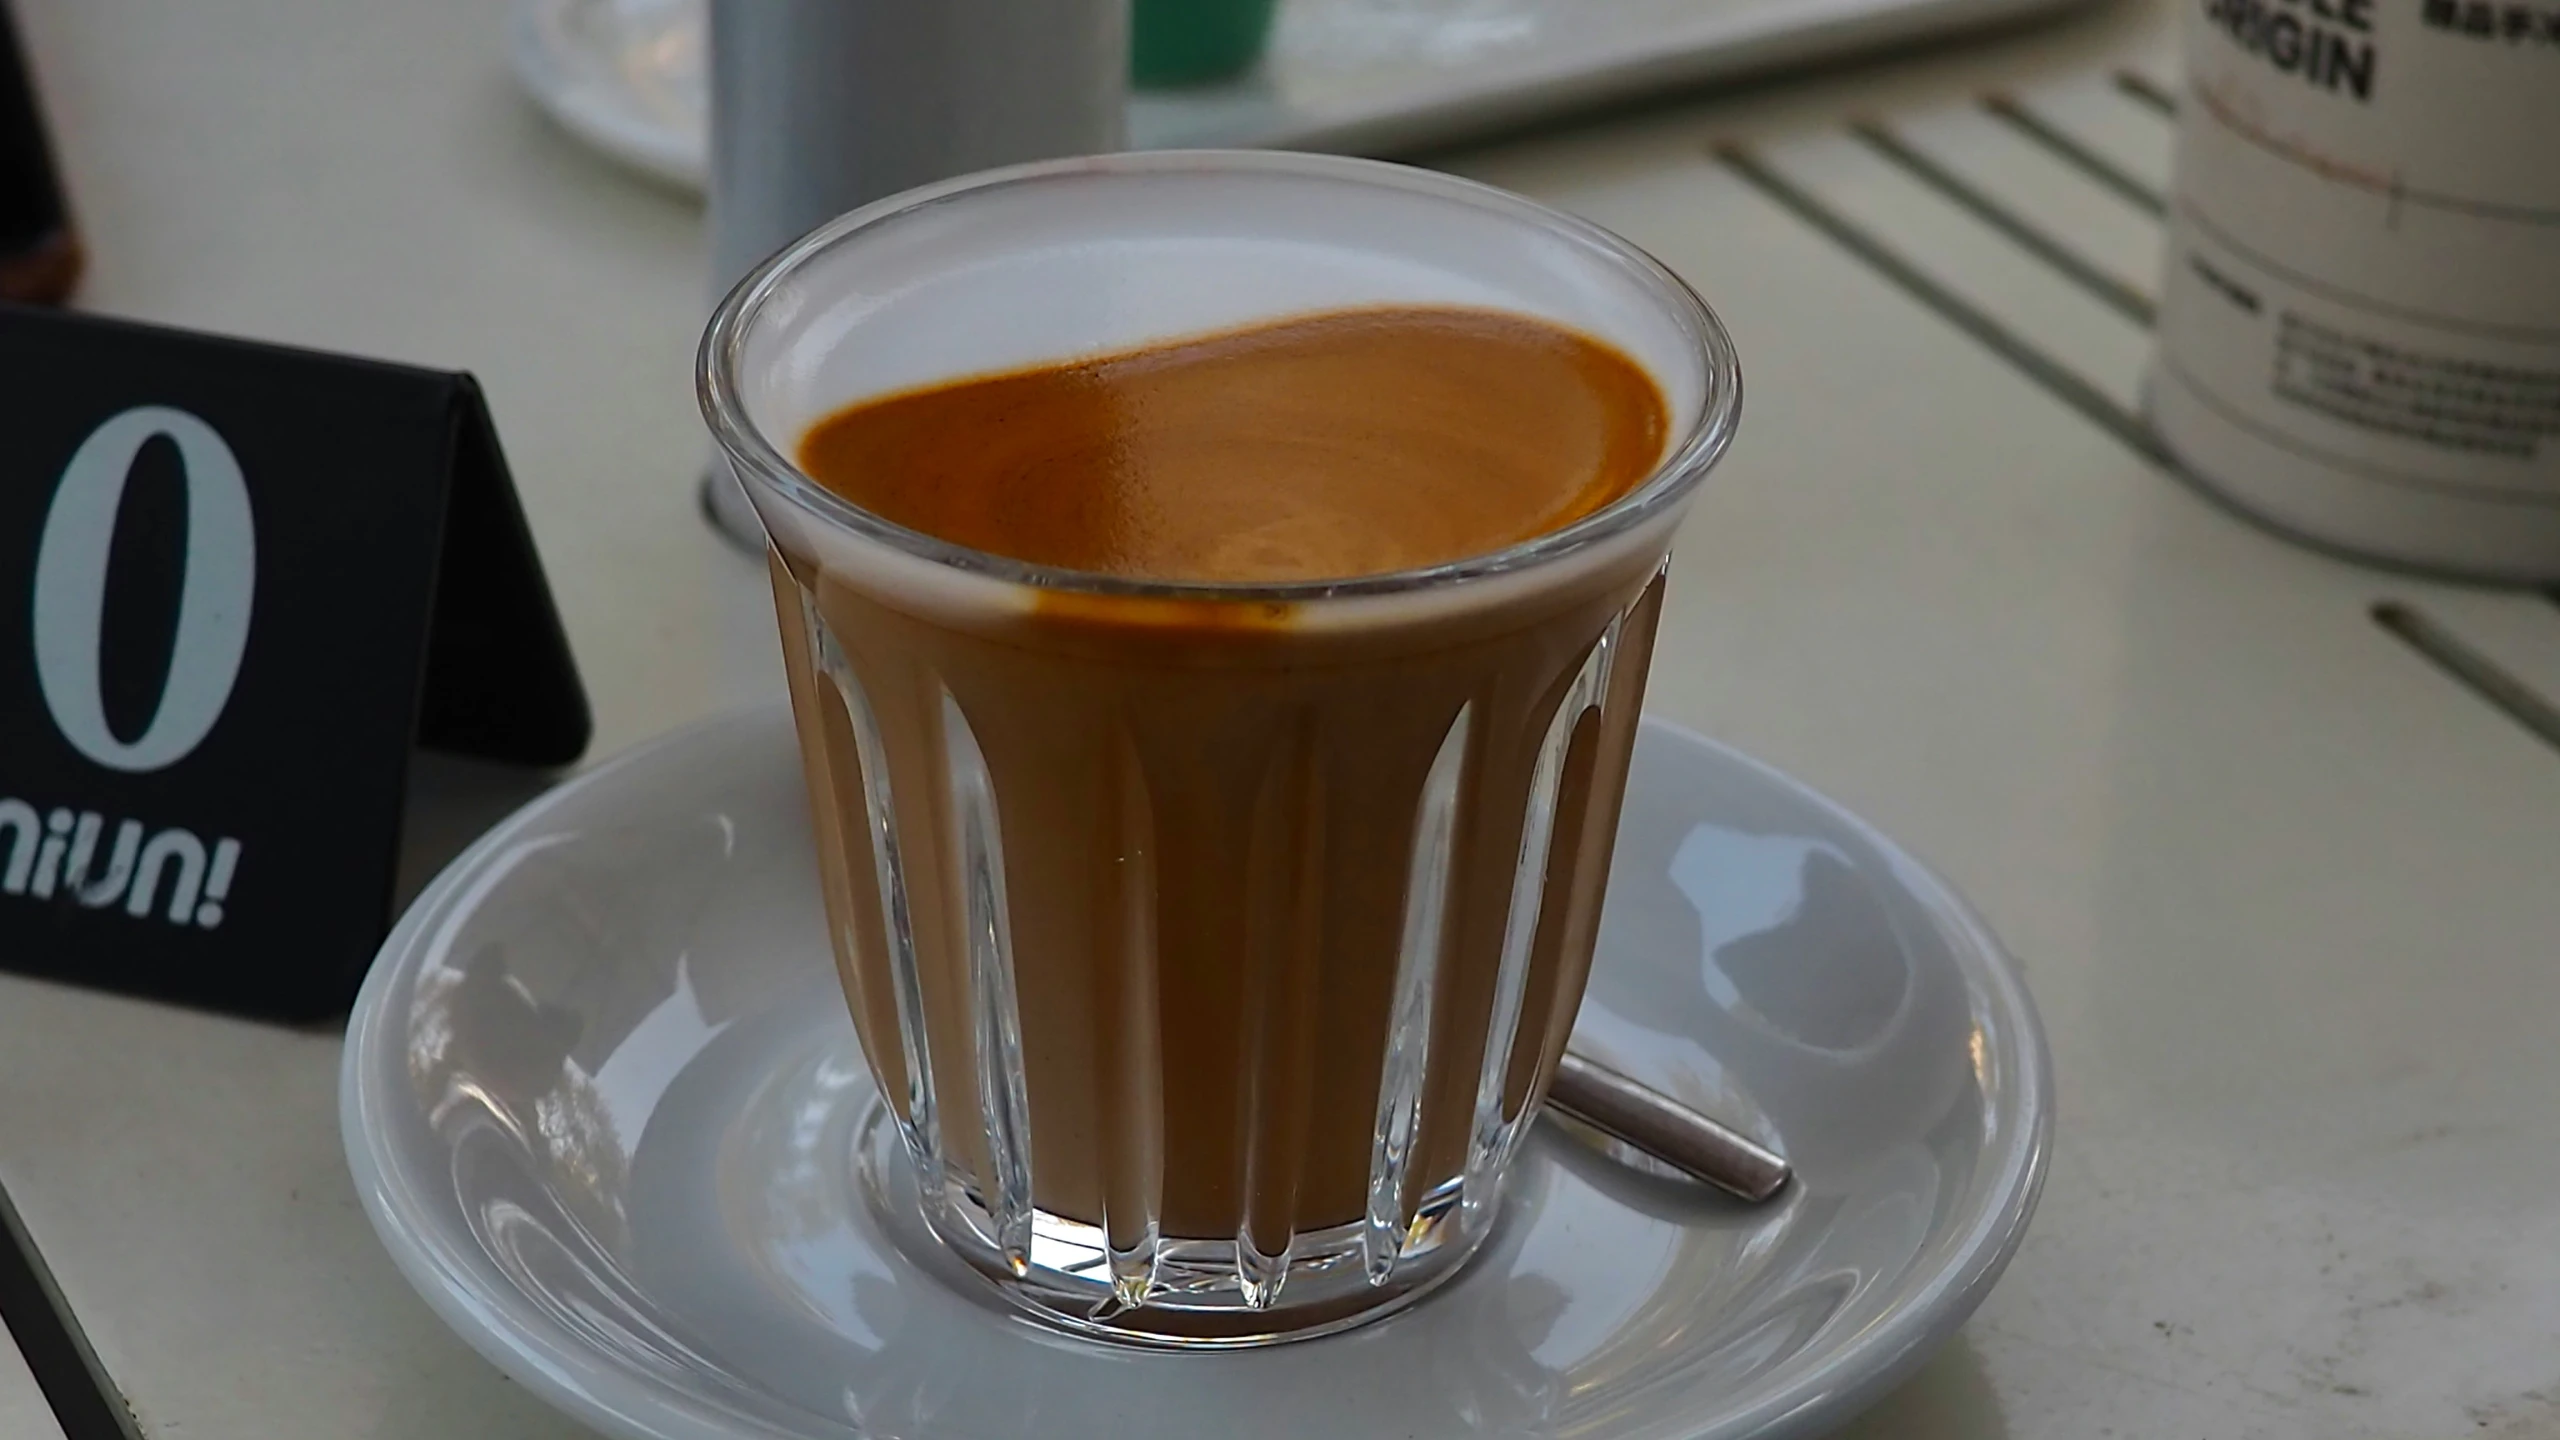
(343, 709), (2050, 1440)
(506, 0), (2097, 194)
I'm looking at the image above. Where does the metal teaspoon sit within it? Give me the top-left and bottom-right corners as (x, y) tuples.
(1544, 1050), (1792, 1203)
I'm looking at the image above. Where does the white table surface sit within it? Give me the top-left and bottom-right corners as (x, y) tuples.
(8, 1), (2560, 1438)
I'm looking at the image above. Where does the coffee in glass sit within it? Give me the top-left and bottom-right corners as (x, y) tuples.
(700, 151), (1739, 1346)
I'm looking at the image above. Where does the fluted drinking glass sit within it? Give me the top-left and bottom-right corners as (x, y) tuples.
(701, 150), (1739, 1347)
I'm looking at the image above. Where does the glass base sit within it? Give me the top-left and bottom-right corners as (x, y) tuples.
(853, 1101), (1501, 1348)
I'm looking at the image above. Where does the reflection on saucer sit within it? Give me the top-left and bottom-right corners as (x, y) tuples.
(1674, 826), (1914, 1057)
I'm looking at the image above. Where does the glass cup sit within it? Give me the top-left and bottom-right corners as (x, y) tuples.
(700, 151), (1739, 1347)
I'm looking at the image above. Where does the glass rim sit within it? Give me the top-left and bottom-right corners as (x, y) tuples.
(698, 149), (1743, 604)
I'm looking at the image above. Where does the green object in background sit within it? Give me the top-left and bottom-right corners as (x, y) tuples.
(1132, 0), (1279, 87)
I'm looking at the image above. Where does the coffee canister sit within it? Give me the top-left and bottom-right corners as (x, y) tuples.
(2149, 2), (2560, 581)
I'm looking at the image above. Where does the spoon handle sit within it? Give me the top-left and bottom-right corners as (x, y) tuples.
(1546, 1051), (1792, 1203)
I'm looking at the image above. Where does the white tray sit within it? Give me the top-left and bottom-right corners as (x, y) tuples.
(509, 0), (2099, 194)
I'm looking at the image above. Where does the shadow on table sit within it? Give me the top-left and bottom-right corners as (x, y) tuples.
(394, 750), (563, 914)
(1829, 1333), (2006, 1440)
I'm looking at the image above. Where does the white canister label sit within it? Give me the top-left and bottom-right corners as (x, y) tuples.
(2151, 0), (2560, 578)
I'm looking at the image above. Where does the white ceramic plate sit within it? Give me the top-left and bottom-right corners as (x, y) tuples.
(342, 708), (2050, 1440)
(507, 0), (2099, 192)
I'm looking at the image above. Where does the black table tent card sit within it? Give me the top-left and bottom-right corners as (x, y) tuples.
(0, 304), (589, 1021)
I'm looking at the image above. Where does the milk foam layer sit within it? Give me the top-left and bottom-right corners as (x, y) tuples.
(734, 160), (1710, 459)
